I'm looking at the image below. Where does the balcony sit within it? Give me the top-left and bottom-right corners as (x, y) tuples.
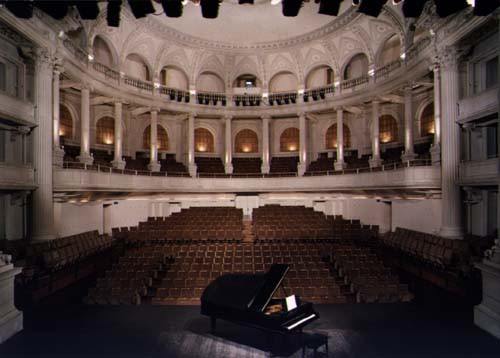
(0, 91), (35, 125)
(459, 158), (498, 186)
(53, 165), (440, 194)
(0, 162), (35, 190)
(458, 87), (498, 122)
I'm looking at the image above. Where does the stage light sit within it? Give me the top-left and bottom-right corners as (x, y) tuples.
(76, 1), (100, 20)
(107, 1), (122, 27)
(128, 0), (155, 18)
(271, 0), (282, 4)
(200, 0), (220, 18)
(35, 1), (69, 20)
(358, 0), (387, 17)
(473, 0), (500, 16)
(282, 0), (303, 17)
(318, 0), (343, 16)
(161, 0), (183, 17)
(352, 0), (359, 5)
(434, 0), (468, 18)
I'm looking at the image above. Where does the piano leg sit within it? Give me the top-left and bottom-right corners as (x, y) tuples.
(210, 316), (216, 334)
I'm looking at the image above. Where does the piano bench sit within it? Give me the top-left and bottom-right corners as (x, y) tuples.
(302, 333), (328, 358)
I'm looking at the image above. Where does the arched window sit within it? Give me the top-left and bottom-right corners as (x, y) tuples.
(233, 74), (259, 88)
(235, 129), (258, 153)
(379, 115), (398, 144)
(124, 53), (150, 81)
(195, 128), (214, 153)
(325, 124), (351, 149)
(92, 36), (114, 68)
(143, 125), (169, 151)
(196, 72), (225, 92)
(378, 34), (401, 66)
(280, 127), (300, 152)
(306, 65), (334, 89)
(59, 105), (73, 139)
(96, 116), (115, 145)
(269, 71), (298, 92)
(343, 53), (369, 80)
(160, 66), (189, 90)
(420, 103), (435, 137)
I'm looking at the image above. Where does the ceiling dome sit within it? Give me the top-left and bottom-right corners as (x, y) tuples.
(150, 1), (353, 47)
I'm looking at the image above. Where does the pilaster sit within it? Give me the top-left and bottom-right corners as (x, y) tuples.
(334, 107), (346, 171)
(402, 85), (416, 161)
(148, 109), (161, 172)
(297, 112), (307, 176)
(52, 62), (64, 167)
(430, 63), (442, 165)
(224, 115), (233, 174)
(188, 112), (197, 177)
(77, 86), (93, 165)
(369, 100), (382, 168)
(111, 101), (125, 170)
(261, 115), (270, 174)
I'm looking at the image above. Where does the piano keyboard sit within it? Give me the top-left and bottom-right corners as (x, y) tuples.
(285, 313), (317, 330)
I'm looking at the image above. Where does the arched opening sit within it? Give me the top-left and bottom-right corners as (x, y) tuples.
(92, 35), (115, 68)
(420, 103), (435, 137)
(379, 115), (399, 144)
(343, 53), (369, 80)
(269, 71), (298, 92)
(195, 128), (214, 153)
(378, 34), (401, 66)
(235, 129), (258, 153)
(160, 66), (189, 90)
(325, 123), (351, 149)
(124, 53), (150, 81)
(96, 116), (115, 145)
(143, 125), (169, 151)
(280, 127), (300, 152)
(233, 74), (260, 88)
(59, 105), (73, 139)
(196, 71), (225, 93)
(305, 65), (334, 89)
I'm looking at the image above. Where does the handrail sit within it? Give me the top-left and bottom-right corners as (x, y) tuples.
(341, 75), (370, 90)
(62, 158), (432, 178)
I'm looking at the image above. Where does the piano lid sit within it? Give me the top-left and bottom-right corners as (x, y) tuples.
(248, 264), (289, 312)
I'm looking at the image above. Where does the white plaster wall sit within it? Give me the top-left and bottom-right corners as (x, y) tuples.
(391, 199), (442, 235)
(124, 54), (150, 81)
(162, 67), (188, 90)
(306, 67), (329, 88)
(269, 72), (298, 92)
(341, 198), (392, 233)
(54, 202), (104, 237)
(196, 73), (225, 92)
(103, 200), (150, 234)
(93, 36), (114, 68)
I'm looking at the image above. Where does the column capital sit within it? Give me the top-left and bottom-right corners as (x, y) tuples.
(371, 97), (381, 104)
(297, 111), (307, 119)
(261, 114), (272, 121)
(224, 114), (233, 121)
(81, 84), (93, 92)
(150, 107), (160, 114)
(435, 45), (460, 72)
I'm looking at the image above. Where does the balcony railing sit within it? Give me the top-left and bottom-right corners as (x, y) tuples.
(159, 86), (190, 103)
(341, 75), (370, 91)
(268, 91), (298, 105)
(374, 59), (403, 81)
(196, 91), (227, 106)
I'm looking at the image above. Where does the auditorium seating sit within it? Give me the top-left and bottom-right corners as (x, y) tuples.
(232, 157), (262, 174)
(381, 146), (404, 165)
(90, 149), (113, 167)
(328, 244), (413, 303)
(269, 156), (298, 175)
(159, 154), (188, 175)
(151, 242), (347, 305)
(62, 144), (80, 163)
(252, 205), (378, 242)
(121, 207), (244, 244)
(306, 156), (335, 174)
(195, 157), (225, 175)
(124, 156), (149, 172)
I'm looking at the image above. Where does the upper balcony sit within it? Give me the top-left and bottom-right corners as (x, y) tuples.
(60, 36), (433, 115)
(459, 158), (498, 186)
(0, 162), (35, 190)
(458, 86), (498, 123)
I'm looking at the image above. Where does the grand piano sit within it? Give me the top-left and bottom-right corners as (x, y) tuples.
(200, 264), (319, 337)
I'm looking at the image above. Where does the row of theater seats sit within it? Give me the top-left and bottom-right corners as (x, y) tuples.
(232, 157), (262, 174)
(149, 243), (347, 305)
(85, 248), (169, 305)
(195, 157), (225, 174)
(329, 244), (413, 303)
(252, 206), (378, 242)
(379, 227), (469, 269)
(116, 207), (244, 244)
(270, 156), (299, 174)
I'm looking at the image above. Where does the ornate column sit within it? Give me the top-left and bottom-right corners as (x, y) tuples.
(402, 85), (416, 161)
(52, 62), (64, 167)
(439, 47), (463, 239)
(77, 86), (93, 164)
(148, 109), (161, 172)
(111, 101), (125, 169)
(32, 49), (55, 240)
(430, 63), (442, 165)
(224, 115), (233, 174)
(297, 112), (307, 176)
(188, 112), (197, 177)
(261, 115), (270, 174)
(335, 107), (346, 170)
(369, 100), (382, 168)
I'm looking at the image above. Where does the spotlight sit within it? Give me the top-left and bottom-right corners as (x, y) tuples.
(235, 99), (241, 106)
(185, 95), (190, 103)
(35, 1), (69, 20)
(177, 94), (183, 101)
(352, 0), (360, 4)
(473, 0), (500, 15)
(358, 0), (387, 17)
(200, 0), (220, 18)
(107, 0), (122, 27)
(303, 95), (309, 102)
(282, 0), (303, 16)
(222, 99), (227, 106)
(319, 91), (325, 99)
(318, 0), (343, 15)
(239, 0), (254, 3)
(169, 93), (175, 100)
(5, 0), (33, 19)
(402, 0), (427, 17)
(434, 0), (468, 17)
(76, 1), (100, 20)
(256, 99), (261, 106)
(290, 96), (296, 104)
(161, 0), (183, 17)
(128, 0), (155, 18)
